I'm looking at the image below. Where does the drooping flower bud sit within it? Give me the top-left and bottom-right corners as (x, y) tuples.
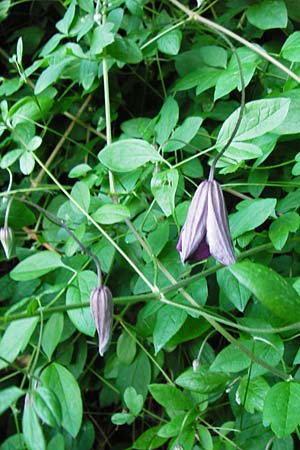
(90, 285), (113, 356)
(0, 226), (14, 259)
(177, 180), (235, 266)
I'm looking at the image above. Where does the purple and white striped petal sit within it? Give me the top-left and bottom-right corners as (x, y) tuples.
(179, 181), (209, 262)
(206, 181), (235, 266)
(90, 286), (113, 356)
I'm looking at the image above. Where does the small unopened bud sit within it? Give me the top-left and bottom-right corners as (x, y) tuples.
(90, 285), (113, 356)
(192, 359), (200, 372)
(0, 227), (14, 259)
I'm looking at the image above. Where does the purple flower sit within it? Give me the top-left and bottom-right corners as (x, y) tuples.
(90, 285), (113, 356)
(177, 180), (235, 266)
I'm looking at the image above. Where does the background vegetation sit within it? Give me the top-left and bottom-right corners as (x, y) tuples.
(1, 0), (300, 449)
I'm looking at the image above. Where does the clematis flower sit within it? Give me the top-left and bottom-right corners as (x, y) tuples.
(90, 285), (113, 356)
(177, 180), (235, 266)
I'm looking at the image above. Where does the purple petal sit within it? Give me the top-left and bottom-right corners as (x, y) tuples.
(190, 238), (211, 261)
(206, 181), (235, 266)
(179, 181), (209, 262)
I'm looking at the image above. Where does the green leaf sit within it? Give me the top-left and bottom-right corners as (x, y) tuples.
(98, 138), (163, 172)
(70, 181), (90, 214)
(175, 367), (230, 394)
(65, 222), (86, 257)
(111, 412), (135, 425)
(282, 32), (300, 62)
(229, 261), (300, 322)
(23, 395), (46, 450)
(163, 117), (203, 152)
(211, 335), (283, 376)
(215, 48), (260, 100)
(143, 221), (169, 263)
(174, 66), (221, 93)
(66, 270), (97, 337)
(41, 363), (82, 437)
(68, 163), (92, 178)
(247, 0), (288, 30)
(237, 376), (269, 414)
(10, 251), (64, 281)
(10, 94), (54, 126)
(0, 0), (11, 21)
(133, 425), (167, 450)
(56, 0), (76, 35)
(217, 268), (251, 312)
(269, 212), (300, 250)
(33, 386), (62, 428)
(42, 313), (64, 360)
(0, 318), (38, 370)
(19, 151), (35, 175)
(117, 330), (137, 365)
(277, 188), (300, 213)
(151, 169), (179, 217)
(149, 384), (193, 412)
(197, 424), (213, 450)
(229, 198), (276, 239)
(90, 22), (115, 54)
(216, 98), (290, 160)
(92, 203), (130, 224)
(117, 351), (151, 400)
(108, 36), (143, 63)
(157, 29), (182, 56)
(263, 382), (300, 438)
(47, 433), (64, 450)
(248, 168), (269, 198)
(27, 136), (42, 151)
(35, 58), (74, 94)
(158, 413), (196, 438)
(153, 304), (187, 354)
(0, 149), (23, 168)
(155, 97), (179, 146)
(210, 343), (250, 373)
(0, 386), (25, 415)
(124, 387), (143, 416)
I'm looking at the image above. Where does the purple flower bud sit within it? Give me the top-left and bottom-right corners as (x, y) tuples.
(177, 180), (235, 266)
(0, 226), (14, 259)
(90, 285), (113, 356)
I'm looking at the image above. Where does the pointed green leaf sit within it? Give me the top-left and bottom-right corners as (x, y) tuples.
(0, 386), (25, 415)
(247, 0), (288, 30)
(10, 251), (64, 281)
(0, 318), (38, 370)
(23, 395), (46, 450)
(175, 367), (230, 394)
(151, 169), (179, 217)
(66, 270), (97, 337)
(263, 382), (300, 438)
(41, 363), (82, 437)
(99, 139), (163, 172)
(230, 261), (300, 321)
(92, 204), (130, 224)
(153, 305), (187, 354)
(229, 198), (276, 239)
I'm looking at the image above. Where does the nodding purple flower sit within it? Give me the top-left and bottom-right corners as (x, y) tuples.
(177, 180), (235, 266)
(90, 286), (113, 356)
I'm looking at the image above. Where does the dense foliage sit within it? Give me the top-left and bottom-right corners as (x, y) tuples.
(2, 0), (300, 449)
